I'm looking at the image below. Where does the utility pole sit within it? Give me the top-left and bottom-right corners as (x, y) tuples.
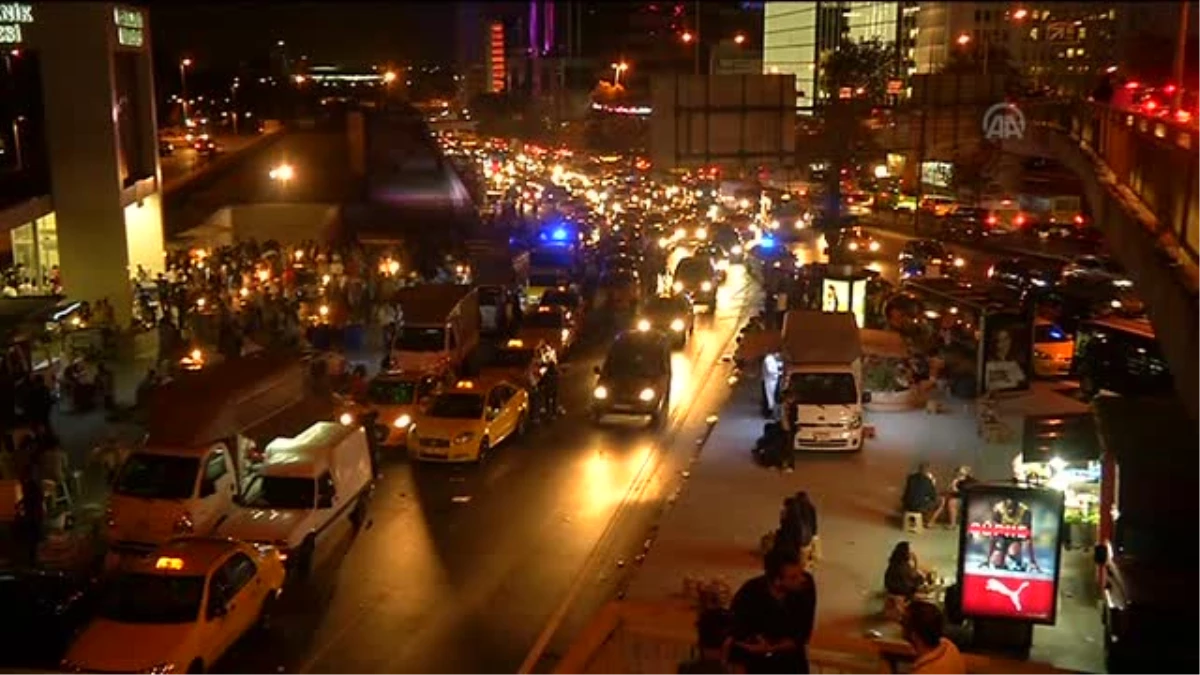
(1172, 0), (1188, 111)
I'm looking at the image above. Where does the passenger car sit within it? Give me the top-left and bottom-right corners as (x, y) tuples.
(517, 304), (576, 356)
(408, 378), (530, 462)
(343, 369), (445, 448)
(62, 538), (286, 674)
(635, 294), (695, 348)
(672, 256), (719, 309)
(825, 227), (882, 263)
(591, 331), (672, 427)
(1032, 319), (1074, 378)
(897, 239), (965, 279)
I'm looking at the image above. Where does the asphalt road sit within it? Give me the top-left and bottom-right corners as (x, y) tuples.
(214, 265), (759, 674)
(160, 134), (260, 187)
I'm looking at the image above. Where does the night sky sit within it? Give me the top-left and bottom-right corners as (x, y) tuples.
(150, 2), (457, 68)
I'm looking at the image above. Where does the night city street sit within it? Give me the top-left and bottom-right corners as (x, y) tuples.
(0, 2), (1197, 674)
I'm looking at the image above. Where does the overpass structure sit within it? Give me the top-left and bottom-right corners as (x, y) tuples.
(1021, 99), (1198, 416)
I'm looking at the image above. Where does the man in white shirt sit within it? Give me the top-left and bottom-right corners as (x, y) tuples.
(903, 601), (966, 674)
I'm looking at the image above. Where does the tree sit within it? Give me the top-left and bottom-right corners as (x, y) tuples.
(814, 38), (897, 224)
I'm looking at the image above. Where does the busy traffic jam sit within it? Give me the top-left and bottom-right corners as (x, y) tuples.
(1, 127), (1173, 674)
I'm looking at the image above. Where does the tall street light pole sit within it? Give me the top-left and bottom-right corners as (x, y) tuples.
(180, 58), (193, 122)
(231, 79), (240, 134)
(1172, 0), (1188, 111)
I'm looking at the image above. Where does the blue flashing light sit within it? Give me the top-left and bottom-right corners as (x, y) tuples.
(1049, 327), (1065, 340)
(760, 236), (776, 249)
(551, 227), (569, 242)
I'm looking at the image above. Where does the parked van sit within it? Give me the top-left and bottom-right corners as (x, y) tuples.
(106, 353), (312, 556)
(216, 422), (374, 577)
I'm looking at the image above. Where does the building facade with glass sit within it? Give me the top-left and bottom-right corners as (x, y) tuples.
(763, 1), (915, 112)
(0, 2), (164, 323)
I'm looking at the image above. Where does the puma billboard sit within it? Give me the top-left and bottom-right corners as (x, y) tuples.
(956, 484), (1065, 623)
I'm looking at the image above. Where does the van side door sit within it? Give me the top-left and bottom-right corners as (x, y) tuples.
(196, 447), (237, 533)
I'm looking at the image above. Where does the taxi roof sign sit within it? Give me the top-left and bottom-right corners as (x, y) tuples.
(155, 556), (185, 571)
(455, 380), (475, 389)
(506, 339), (525, 348)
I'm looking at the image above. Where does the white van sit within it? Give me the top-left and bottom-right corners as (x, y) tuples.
(217, 422), (374, 577)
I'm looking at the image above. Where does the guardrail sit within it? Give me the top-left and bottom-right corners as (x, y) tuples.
(557, 601), (1080, 675)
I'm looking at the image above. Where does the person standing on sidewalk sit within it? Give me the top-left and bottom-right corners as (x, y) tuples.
(902, 601), (965, 674)
(777, 389), (798, 473)
(730, 547), (816, 674)
(778, 492), (819, 570)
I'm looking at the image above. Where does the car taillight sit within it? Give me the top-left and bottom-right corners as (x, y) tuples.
(1015, 215), (1026, 227)
(1074, 214), (1084, 225)
(986, 216), (997, 226)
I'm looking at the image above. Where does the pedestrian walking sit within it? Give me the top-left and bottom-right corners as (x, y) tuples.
(541, 359), (560, 418)
(777, 389), (798, 473)
(729, 547), (816, 674)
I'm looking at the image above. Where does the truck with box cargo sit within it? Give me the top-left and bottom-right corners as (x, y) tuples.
(389, 284), (481, 375)
(761, 311), (869, 452)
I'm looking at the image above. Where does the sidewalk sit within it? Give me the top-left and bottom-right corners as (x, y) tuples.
(624, 377), (1104, 673)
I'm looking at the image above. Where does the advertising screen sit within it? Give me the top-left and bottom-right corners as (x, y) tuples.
(957, 484), (1065, 624)
(821, 277), (866, 328)
(980, 310), (1033, 394)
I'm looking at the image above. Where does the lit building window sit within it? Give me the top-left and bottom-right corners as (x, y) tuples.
(1077, 48), (1085, 56)
(1029, 27), (1038, 40)
(1066, 48), (1074, 57)
(1078, 26), (1086, 39)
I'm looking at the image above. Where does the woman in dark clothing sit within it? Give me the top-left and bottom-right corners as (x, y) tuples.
(884, 541), (936, 599)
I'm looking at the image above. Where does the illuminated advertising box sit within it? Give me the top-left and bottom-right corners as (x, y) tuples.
(957, 484), (1065, 624)
(821, 276), (867, 328)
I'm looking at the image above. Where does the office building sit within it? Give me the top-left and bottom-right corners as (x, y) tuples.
(763, 1), (917, 112)
(0, 3), (165, 324)
(915, 1), (1121, 94)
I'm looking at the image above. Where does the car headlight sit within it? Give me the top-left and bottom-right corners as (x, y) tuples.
(695, 227), (708, 240)
(868, 240), (881, 252)
(770, 219), (781, 230)
(848, 242), (859, 251)
(339, 412), (354, 426)
(700, 281), (713, 292)
(731, 244), (743, 255)
(453, 432), (476, 445)
(670, 318), (686, 331)
(639, 387), (657, 402)
(593, 385), (608, 400)
(636, 319), (652, 332)
(672, 281), (684, 292)
(953, 257), (965, 267)
(394, 414), (412, 429)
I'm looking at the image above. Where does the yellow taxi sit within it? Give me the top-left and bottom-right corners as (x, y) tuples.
(62, 537), (286, 674)
(483, 338), (556, 393)
(1033, 319), (1075, 378)
(339, 369), (448, 448)
(408, 378), (530, 463)
(518, 304), (576, 357)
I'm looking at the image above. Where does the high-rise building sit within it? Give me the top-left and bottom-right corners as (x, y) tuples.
(763, 1), (916, 112)
(915, 1), (1122, 94)
(0, 3), (165, 323)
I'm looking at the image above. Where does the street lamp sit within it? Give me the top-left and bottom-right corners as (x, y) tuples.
(179, 58), (193, 121)
(734, 33), (746, 45)
(956, 33), (971, 46)
(230, 79), (239, 134)
(269, 163), (295, 182)
(680, 30), (694, 44)
(383, 70), (398, 84)
(610, 61), (629, 86)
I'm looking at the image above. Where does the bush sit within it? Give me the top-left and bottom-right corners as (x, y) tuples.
(863, 356), (909, 393)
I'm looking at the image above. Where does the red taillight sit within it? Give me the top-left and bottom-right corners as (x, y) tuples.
(986, 216), (997, 225)
(1145, 100), (1158, 112)
(1074, 214), (1084, 225)
(1125, 81), (1140, 90)
(1176, 110), (1192, 123)
(1015, 215), (1027, 227)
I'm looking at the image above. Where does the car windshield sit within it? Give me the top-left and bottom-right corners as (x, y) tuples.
(540, 290), (578, 308)
(675, 260), (710, 280)
(787, 373), (858, 405)
(1034, 324), (1071, 343)
(604, 341), (666, 377)
(368, 379), (417, 405)
(523, 310), (564, 329)
(395, 327), (445, 352)
(114, 454), (199, 500)
(530, 273), (565, 287)
(645, 297), (688, 317)
(491, 348), (535, 368)
(530, 251), (572, 268)
(99, 574), (205, 624)
(248, 475), (315, 510)
(427, 393), (485, 419)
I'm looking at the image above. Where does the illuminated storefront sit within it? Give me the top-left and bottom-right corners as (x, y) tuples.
(9, 211), (59, 288)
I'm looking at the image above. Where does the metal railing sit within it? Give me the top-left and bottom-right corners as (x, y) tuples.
(556, 601), (1080, 675)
